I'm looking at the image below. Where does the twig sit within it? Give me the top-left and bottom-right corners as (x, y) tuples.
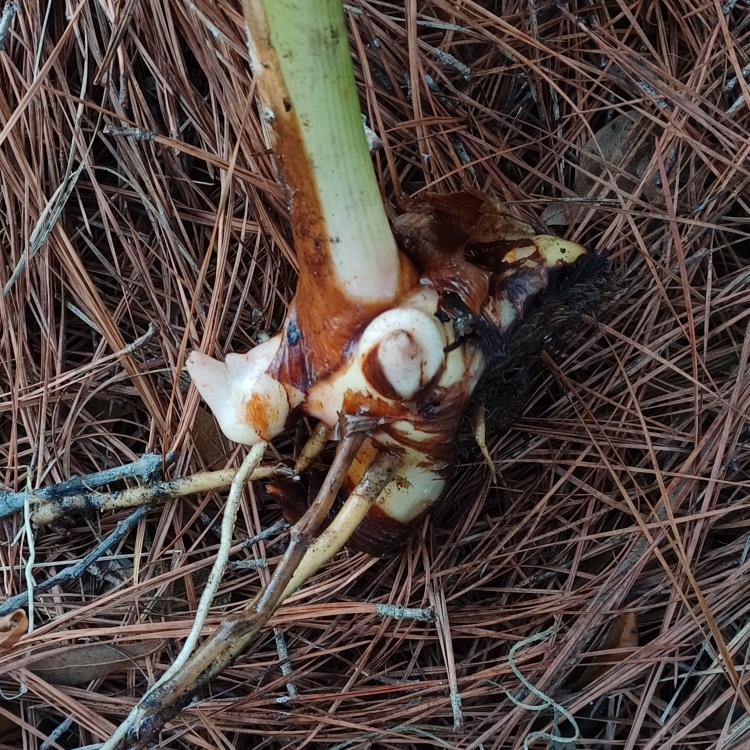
(427, 44), (471, 80)
(30, 463), (291, 526)
(0, 450), (170, 519)
(228, 558), (266, 570)
(0, 1), (17, 51)
(452, 138), (476, 177)
(660, 642), (711, 721)
(103, 124), (156, 141)
(726, 93), (746, 117)
(40, 715), (73, 750)
(722, 61), (750, 96)
(0, 505), (150, 616)
(375, 604), (435, 622)
(23, 493), (36, 631)
(242, 518), (289, 549)
(229, 519), (290, 569)
(274, 629), (298, 702)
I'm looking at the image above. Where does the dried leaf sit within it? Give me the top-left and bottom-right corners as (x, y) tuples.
(192, 406), (232, 468)
(573, 612), (638, 689)
(541, 113), (658, 226)
(0, 610), (28, 651)
(576, 114), (658, 198)
(27, 641), (162, 686)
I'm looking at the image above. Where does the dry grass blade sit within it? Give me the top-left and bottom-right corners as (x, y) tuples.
(1, 1), (750, 748)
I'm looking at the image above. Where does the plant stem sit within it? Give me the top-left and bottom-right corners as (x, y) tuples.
(242, 0), (401, 303)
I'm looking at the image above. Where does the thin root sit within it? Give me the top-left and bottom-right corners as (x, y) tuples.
(294, 421), (331, 474)
(116, 427), (368, 748)
(471, 402), (496, 480)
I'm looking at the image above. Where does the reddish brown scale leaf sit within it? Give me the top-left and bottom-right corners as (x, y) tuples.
(274, 255), (419, 392)
(392, 190), (536, 314)
(347, 504), (420, 556)
(396, 189), (535, 245)
(394, 192), (495, 314)
(266, 478), (312, 527)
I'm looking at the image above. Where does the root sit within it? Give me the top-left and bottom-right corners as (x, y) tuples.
(109, 428), (368, 748)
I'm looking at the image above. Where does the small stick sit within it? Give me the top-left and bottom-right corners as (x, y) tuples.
(375, 604), (435, 622)
(103, 124), (156, 141)
(0, 505), (149, 617)
(242, 518), (289, 549)
(0, 1), (18, 52)
(40, 715), (73, 750)
(23, 494), (36, 631)
(274, 629), (298, 702)
(31, 464), (291, 526)
(229, 519), (291, 568)
(0, 452), (171, 520)
(229, 559), (266, 570)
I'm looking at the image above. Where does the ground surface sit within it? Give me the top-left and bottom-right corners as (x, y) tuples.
(2, 1), (750, 748)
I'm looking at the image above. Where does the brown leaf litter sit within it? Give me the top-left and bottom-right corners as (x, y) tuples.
(2, 0), (750, 748)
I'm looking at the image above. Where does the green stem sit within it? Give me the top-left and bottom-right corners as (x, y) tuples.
(243, 0), (400, 302)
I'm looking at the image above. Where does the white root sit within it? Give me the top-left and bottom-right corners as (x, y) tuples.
(99, 443), (267, 750)
(281, 452), (402, 599)
(294, 421), (331, 474)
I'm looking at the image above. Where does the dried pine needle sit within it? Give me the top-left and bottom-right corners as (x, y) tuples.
(1, 1), (750, 748)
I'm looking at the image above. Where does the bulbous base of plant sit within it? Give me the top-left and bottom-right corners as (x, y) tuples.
(187, 284), (484, 539)
(187, 191), (606, 557)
